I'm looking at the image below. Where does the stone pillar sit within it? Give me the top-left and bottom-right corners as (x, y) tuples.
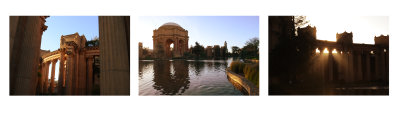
(348, 53), (354, 83)
(44, 62), (50, 94)
(50, 60), (57, 94)
(327, 50), (333, 81)
(99, 16), (130, 95)
(74, 49), (79, 95)
(39, 62), (46, 94)
(57, 50), (65, 94)
(356, 53), (362, 81)
(66, 54), (74, 95)
(366, 53), (371, 81)
(340, 53), (347, 81)
(78, 52), (86, 95)
(87, 57), (94, 95)
(9, 16), (48, 95)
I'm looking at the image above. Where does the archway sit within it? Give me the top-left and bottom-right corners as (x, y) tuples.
(166, 39), (175, 58)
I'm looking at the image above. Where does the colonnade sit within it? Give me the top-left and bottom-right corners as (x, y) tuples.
(313, 46), (389, 83)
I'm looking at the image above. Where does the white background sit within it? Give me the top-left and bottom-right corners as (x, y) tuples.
(1, 0), (399, 113)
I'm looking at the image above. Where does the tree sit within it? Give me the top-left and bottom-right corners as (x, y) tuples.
(86, 36), (99, 47)
(192, 42), (204, 59)
(294, 16), (309, 28)
(231, 46), (240, 57)
(240, 37), (259, 59)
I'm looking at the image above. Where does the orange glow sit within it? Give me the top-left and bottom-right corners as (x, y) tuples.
(332, 49), (337, 54)
(323, 48), (329, 54)
(316, 48), (320, 53)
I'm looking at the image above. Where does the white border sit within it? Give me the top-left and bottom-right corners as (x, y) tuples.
(1, 0), (399, 113)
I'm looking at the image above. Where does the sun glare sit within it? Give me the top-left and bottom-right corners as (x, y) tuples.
(332, 49), (337, 54)
(323, 48), (329, 54)
(306, 16), (388, 44)
(316, 48), (320, 54)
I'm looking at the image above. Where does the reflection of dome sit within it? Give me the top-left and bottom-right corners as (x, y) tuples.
(161, 22), (181, 27)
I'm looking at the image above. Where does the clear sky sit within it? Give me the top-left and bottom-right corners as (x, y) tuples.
(41, 16), (99, 81)
(305, 16), (389, 44)
(136, 16), (259, 52)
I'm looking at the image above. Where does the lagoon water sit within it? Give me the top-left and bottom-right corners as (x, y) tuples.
(139, 58), (242, 95)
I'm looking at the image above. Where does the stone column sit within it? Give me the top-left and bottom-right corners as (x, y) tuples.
(57, 50), (65, 94)
(348, 53), (354, 83)
(87, 57), (94, 95)
(356, 53), (362, 81)
(66, 54), (74, 95)
(44, 62), (50, 94)
(99, 16), (130, 95)
(78, 52), (86, 95)
(39, 62), (46, 94)
(74, 49), (79, 95)
(50, 59), (57, 94)
(9, 16), (48, 95)
(327, 50), (333, 81)
(366, 53), (371, 81)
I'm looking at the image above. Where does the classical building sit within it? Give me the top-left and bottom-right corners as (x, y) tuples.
(301, 25), (389, 84)
(10, 16), (130, 95)
(153, 22), (189, 59)
(38, 33), (100, 95)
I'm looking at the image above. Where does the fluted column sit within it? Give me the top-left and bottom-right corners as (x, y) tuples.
(366, 53), (371, 81)
(57, 50), (65, 94)
(44, 62), (50, 94)
(87, 57), (94, 95)
(9, 16), (48, 95)
(99, 16), (130, 95)
(50, 59), (57, 94)
(78, 52), (86, 95)
(66, 54), (74, 95)
(356, 53), (363, 81)
(39, 62), (46, 94)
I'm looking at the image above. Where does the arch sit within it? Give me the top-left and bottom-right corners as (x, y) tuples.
(166, 39), (175, 58)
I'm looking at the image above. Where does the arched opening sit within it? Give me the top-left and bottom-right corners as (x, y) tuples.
(166, 39), (175, 58)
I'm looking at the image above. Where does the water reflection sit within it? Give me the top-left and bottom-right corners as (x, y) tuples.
(139, 58), (242, 95)
(153, 60), (190, 95)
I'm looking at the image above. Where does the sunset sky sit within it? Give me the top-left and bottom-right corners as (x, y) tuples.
(135, 16), (259, 51)
(305, 16), (389, 44)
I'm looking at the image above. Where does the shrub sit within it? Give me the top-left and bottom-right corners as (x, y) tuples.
(230, 61), (246, 75)
(229, 61), (259, 87)
(244, 63), (259, 87)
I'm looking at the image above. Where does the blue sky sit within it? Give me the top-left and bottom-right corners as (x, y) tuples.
(41, 16), (99, 51)
(41, 16), (99, 81)
(136, 16), (259, 52)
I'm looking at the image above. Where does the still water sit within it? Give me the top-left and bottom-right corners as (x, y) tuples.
(139, 58), (242, 95)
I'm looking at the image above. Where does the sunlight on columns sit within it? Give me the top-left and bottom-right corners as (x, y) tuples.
(316, 48), (320, 54)
(323, 48), (329, 54)
(332, 49), (337, 54)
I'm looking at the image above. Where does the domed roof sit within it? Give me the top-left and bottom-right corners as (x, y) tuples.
(161, 22), (181, 27)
